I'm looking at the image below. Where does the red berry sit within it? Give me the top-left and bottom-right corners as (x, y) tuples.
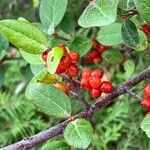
(144, 84), (150, 97)
(66, 64), (79, 77)
(100, 81), (113, 93)
(91, 69), (103, 79)
(141, 97), (150, 109)
(141, 24), (150, 37)
(89, 77), (101, 88)
(82, 68), (92, 78)
(96, 44), (110, 53)
(68, 52), (79, 63)
(90, 88), (102, 98)
(42, 48), (50, 62)
(81, 78), (92, 91)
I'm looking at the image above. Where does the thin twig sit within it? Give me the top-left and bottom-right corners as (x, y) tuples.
(126, 89), (142, 101)
(3, 66), (150, 150)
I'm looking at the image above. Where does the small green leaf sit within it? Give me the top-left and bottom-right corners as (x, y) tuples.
(20, 50), (43, 64)
(0, 33), (9, 60)
(102, 49), (123, 64)
(121, 19), (140, 48)
(0, 19), (47, 54)
(69, 36), (92, 56)
(78, 0), (119, 28)
(141, 115), (150, 138)
(124, 60), (135, 78)
(133, 30), (148, 51)
(64, 119), (93, 149)
(119, 0), (135, 10)
(97, 23), (123, 46)
(41, 140), (69, 150)
(39, 0), (68, 32)
(47, 47), (64, 74)
(26, 82), (71, 118)
(134, 0), (150, 22)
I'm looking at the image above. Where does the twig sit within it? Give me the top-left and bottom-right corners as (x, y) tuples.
(2, 66), (150, 150)
(60, 74), (90, 109)
(126, 89), (142, 101)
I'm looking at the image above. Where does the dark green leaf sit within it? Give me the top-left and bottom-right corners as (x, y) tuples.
(0, 19), (47, 54)
(26, 82), (71, 118)
(97, 23), (123, 46)
(0, 65), (5, 87)
(69, 36), (92, 56)
(121, 19), (140, 47)
(64, 119), (93, 149)
(78, 0), (119, 27)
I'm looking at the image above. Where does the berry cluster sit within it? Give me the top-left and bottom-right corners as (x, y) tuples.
(141, 24), (150, 37)
(85, 39), (110, 64)
(42, 45), (80, 77)
(81, 68), (113, 98)
(141, 84), (150, 109)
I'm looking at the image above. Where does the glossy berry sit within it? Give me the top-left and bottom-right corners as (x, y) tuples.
(89, 77), (101, 88)
(91, 69), (103, 79)
(144, 84), (150, 97)
(96, 44), (110, 53)
(81, 78), (92, 91)
(82, 68), (92, 78)
(141, 97), (150, 109)
(66, 64), (79, 77)
(68, 52), (79, 63)
(141, 24), (150, 37)
(42, 48), (50, 62)
(100, 81), (113, 93)
(90, 88), (102, 98)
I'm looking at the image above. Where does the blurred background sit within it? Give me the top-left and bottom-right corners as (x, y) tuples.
(0, 0), (150, 149)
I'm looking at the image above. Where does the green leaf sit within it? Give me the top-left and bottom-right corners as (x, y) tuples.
(121, 19), (140, 47)
(0, 65), (5, 87)
(0, 19), (47, 54)
(102, 49), (123, 64)
(47, 47), (64, 74)
(97, 23), (123, 46)
(140, 115), (150, 138)
(41, 140), (69, 150)
(119, 0), (135, 10)
(69, 36), (92, 56)
(20, 50), (43, 64)
(134, 0), (150, 22)
(78, 0), (119, 28)
(0, 33), (9, 60)
(133, 30), (148, 51)
(30, 64), (44, 75)
(26, 82), (71, 118)
(64, 119), (93, 149)
(124, 60), (135, 78)
(39, 0), (68, 32)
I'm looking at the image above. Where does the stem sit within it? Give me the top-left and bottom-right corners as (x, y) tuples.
(3, 66), (150, 150)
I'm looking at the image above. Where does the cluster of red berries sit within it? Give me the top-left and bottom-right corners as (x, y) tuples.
(42, 45), (80, 77)
(85, 39), (110, 64)
(141, 84), (150, 109)
(141, 24), (150, 37)
(81, 68), (113, 98)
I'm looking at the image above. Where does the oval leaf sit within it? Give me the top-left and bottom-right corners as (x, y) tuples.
(0, 19), (47, 54)
(47, 47), (64, 74)
(141, 115), (150, 138)
(39, 0), (68, 31)
(121, 19), (140, 47)
(134, 0), (150, 22)
(64, 119), (93, 149)
(69, 36), (92, 56)
(78, 0), (119, 28)
(97, 23), (123, 46)
(26, 82), (71, 118)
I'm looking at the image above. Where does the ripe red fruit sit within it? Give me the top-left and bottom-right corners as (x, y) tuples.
(82, 68), (92, 78)
(141, 97), (150, 109)
(89, 77), (101, 88)
(100, 81), (113, 93)
(66, 64), (79, 77)
(144, 84), (150, 97)
(42, 48), (50, 62)
(68, 52), (79, 63)
(141, 24), (150, 37)
(96, 44), (110, 53)
(81, 78), (92, 91)
(57, 44), (67, 55)
(90, 88), (102, 98)
(91, 69), (103, 79)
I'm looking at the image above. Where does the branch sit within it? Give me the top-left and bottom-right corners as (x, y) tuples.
(3, 66), (150, 150)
